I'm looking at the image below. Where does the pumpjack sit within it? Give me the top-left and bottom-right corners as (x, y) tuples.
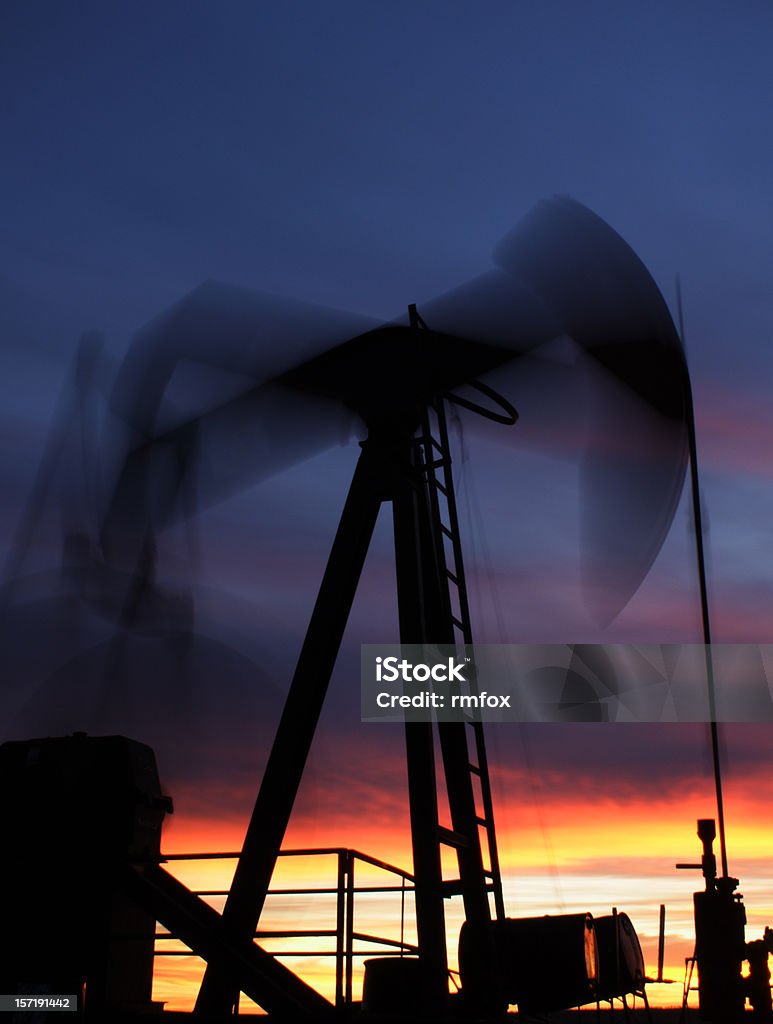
(0, 197), (693, 1020)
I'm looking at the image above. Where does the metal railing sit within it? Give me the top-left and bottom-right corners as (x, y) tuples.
(156, 847), (418, 1008)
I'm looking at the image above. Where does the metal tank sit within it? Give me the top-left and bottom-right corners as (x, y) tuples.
(594, 912), (646, 1000)
(459, 912), (598, 1014)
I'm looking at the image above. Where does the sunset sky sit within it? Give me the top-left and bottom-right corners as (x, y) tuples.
(2, 2), (773, 1013)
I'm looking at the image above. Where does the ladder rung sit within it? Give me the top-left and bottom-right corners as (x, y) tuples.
(441, 879), (498, 897)
(424, 456), (450, 471)
(437, 826), (471, 849)
(475, 815), (490, 827)
(434, 480), (449, 496)
(468, 763), (481, 775)
(440, 523), (453, 539)
(451, 616), (465, 630)
(446, 569), (459, 584)
(413, 439), (444, 461)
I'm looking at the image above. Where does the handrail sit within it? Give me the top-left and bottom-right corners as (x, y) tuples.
(152, 846), (417, 1010)
(160, 846), (415, 881)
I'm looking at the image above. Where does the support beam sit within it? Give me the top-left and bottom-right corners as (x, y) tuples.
(393, 475), (449, 1010)
(126, 864), (334, 1018)
(196, 443), (383, 1016)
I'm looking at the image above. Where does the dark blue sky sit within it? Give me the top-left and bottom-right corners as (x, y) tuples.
(3, 2), (772, 352)
(2, 2), (773, 862)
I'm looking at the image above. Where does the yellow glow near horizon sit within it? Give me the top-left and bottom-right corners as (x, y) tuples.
(151, 771), (773, 1013)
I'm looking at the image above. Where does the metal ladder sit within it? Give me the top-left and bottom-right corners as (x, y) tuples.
(415, 393), (506, 922)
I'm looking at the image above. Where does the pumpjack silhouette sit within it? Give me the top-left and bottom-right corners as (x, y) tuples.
(6, 197), (748, 1022)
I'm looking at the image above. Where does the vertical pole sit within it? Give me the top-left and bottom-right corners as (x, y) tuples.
(658, 904), (666, 984)
(345, 852), (355, 1007)
(676, 276), (729, 879)
(393, 470), (449, 1011)
(400, 875), (406, 954)
(335, 851), (346, 1009)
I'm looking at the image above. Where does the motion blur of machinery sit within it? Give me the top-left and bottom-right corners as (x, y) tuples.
(678, 819), (773, 1022)
(0, 197), (722, 1021)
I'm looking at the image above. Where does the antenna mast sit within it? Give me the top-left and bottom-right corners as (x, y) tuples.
(676, 274), (729, 879)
